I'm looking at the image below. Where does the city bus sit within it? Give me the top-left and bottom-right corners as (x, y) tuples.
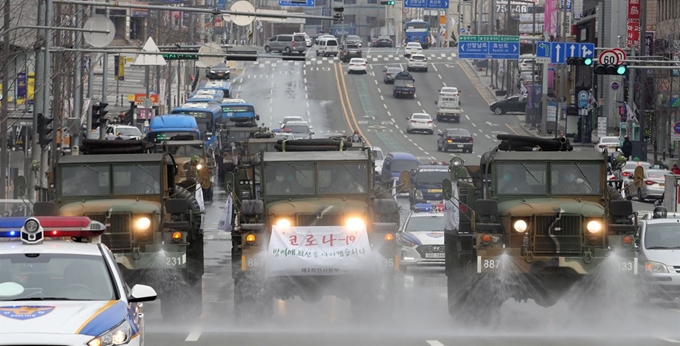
(196, 80), (232, 98)
(170, 102), (223, 146)
(146, 115), (201, 144)
(220, 99), (259, 126)
(404, 20), (430, 49)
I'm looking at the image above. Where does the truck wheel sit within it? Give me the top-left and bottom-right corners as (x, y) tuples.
(160, 273), (203, 321)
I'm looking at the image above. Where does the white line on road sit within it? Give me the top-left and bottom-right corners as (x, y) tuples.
(185, 331), (202, 342)
(305, 94), (309, 99)
(377, 87), (381, 93)
(426, 340), (445, 346)
(387, 111), (391, 116)
(465, 115), (470, 120)
(417, 101), (421, 106)
(380, 95), (384, 101)
(269, 106), (273, 112)
(432, 64), (438, 72)
(304, 85), (308, 91)
(438, 74), (442, 80)
(374, 79), (378, 85)
(303, 69), (307, 75)
(655, 337), (680, 343)
(384, 104), (387, 108)
(472, 123), (477, 127)
(304, 77), (307, 83)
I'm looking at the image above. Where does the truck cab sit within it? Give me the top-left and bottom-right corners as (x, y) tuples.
(435, 94), (462, 123)
(393, 71), (416, 99)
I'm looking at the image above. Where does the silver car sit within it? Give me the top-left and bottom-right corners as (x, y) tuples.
(281, 121), (314, 139)
(637, 217), (680, 301)
(264, 34), (306, 54)
(624, 168), (669, 201)
(397, 211), (445, 270)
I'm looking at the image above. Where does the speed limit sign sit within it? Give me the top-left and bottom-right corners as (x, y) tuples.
(599, 49), (620, 65)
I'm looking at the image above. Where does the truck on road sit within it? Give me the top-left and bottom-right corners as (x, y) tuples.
(435, 94), (462, 123)
(393, 71), (416, 99)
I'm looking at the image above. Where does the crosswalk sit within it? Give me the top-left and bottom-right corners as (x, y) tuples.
(248, 52), (458, 67)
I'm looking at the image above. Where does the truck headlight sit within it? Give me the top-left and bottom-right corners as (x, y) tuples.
(345, 217), (365, 231)
(275, 218), (291, 228)
(645, 261), (669, 273)
(415, 190), (423, 200)
(513, 220), (527, 233)
(87, 320), (131, 346)
(135, 217), (151, 230)
(586, 220), (602, 233)
(196, 164), (203, 170)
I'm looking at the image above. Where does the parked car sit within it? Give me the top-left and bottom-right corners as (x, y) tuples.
(490, 95), (527, 115)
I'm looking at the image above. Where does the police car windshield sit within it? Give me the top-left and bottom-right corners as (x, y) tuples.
(391, 160), (419, 172)
(0, 254), (116, 301)
(406, 215), (444, 232)
(645, 224), (680, 249)
(417, 171), (449, 185)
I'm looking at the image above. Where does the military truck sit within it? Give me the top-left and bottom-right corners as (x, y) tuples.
(443, 135), (638, 322)
(215, 123), (270, 185)
(36, 139), (204, 321)
(161, 139), (215, 201)
(231, 138), (401, 320)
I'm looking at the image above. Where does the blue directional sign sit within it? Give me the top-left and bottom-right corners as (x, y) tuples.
(536, 42), (596, 64)
(278, 0), (314, 6)
(404, 0), (449, 9)
(578, 90), (589, 109)
(458, 35), (520, 60)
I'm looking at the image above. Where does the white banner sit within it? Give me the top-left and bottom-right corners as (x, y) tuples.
(444, 181), (460, 231)
(217, 194), (233, 231)
(265, 226), (374, 277)
(195, 183), (205, 229)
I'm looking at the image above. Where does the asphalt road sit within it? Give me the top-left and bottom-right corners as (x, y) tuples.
(132, 50), (680, 346)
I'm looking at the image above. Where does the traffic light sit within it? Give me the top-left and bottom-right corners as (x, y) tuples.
(594, 64), (628, 75)
(37, 113), (53, 147)
(91, 103), (101, 131)
(380, 0), (395, 4)
(333, 6), (344, 24)
(566, 57), (593, 66)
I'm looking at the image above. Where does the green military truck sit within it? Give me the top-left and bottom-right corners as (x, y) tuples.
(37, 139), (204, 320)
(230, 138), (400, 320)
(161, 139), (215, 201)
(215, 124), (270, 185)
(443, 135), (638, 322)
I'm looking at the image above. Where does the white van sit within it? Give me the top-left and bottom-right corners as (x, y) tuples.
(315, 37), (339, 57)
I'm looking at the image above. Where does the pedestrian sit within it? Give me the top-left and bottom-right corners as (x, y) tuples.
(621, 136), (633, 160)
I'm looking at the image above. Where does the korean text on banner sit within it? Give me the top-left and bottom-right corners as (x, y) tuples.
(195, 183), (205, 229)
(217, 194), (233, 231)
(265, 226), (374, 277)
(444, 181), (460, 232)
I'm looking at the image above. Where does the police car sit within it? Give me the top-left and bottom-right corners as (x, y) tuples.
(397, 204), (445, 271)
(0, 216), (157, 346)
(636, 207), (680, 301)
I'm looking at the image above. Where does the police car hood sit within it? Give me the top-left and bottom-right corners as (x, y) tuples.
(60, 199), (161, 215)
(403, 230), (444, 245)
(0, 300), (127, 336)
(498, 198), (604, 217)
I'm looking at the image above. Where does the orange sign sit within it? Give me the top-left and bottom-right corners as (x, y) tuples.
(128, 93), (159, 104)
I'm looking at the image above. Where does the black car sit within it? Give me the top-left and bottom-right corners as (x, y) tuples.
(207, 63), (230, 80)
(340, 43), (362, 62)
(437, 128), (473, 153)
(372, 37), (393, 47)
(490, 95), (527, 115)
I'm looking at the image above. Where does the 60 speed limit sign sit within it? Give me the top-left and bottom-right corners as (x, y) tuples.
(599, 49), (620, 65)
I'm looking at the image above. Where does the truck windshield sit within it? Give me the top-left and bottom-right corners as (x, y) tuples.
(265, 163), (315, 195)
(496, 162), (548, 195)
(319, 163), (368, 194)
(391, 160), (419, 173)
(61, 164), (110, 197)
(550, 162), (601, 195)
(113, 163), (161, 195)
(166, 144), (204, 157)
(417, 171), (449, 185)
(645, 224), (680, 249)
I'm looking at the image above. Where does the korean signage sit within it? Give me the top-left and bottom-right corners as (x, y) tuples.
(176, 111), (208, 118)
(626, 0), (641, 48)
(265, 226), (376, 277)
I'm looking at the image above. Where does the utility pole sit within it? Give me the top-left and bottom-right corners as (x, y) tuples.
(638, 0), (649, 162)
(40, 0), (53, 188)
(505, 0), (511, 94)
(0, 0), (9, 200)
(557, 0), (568, 138)
(475, 0), (482, 34)
(101, 6), (110, 140)
(29, 0), (46, 198)
(71, 4), (84, 151)
(489, 0), (495, 89)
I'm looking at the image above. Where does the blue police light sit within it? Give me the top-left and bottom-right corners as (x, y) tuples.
(413, 203), (433, 212)
(0, 217), (27, 238)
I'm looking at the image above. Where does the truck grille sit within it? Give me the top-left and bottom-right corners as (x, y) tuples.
(295, 214), (346, 227)
(86, 213), (132, 250)
(532, 214), (582, 255)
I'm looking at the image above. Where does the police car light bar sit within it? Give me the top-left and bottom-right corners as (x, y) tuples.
(0, 216), (106, 241)
(413, 203), (444, 213)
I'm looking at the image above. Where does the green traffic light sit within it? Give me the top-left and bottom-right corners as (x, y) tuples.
(584, 58), (592, 66)
(616, 65), (627, 74)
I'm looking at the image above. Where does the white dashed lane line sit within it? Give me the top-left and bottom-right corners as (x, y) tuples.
(465, 115), (470, 120)
(654, 337), (680, 343)
(438, 74), (442, 80)
(426, 341), (444, 346)
(185, 331), (201, 342)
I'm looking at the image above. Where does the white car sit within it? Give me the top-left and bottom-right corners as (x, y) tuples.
(595, 136), (620, 153)
(279, 116), (305, 128)
(397, 210), (445, 270)
(406, 54), (428, 72)
(373, 146), (385, 173)
(348, 58), (367, 74)
(406, 113), (434, 134)
(404, 42), (423, 57)
(0, 216), (158, 346)
(105, 125), (143, 140)
(439, 87), (459, 96)
(281, 120), (314, 139)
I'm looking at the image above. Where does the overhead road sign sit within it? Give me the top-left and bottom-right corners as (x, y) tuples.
(458, 35), (520, 60)
(278, 0), (314, 6)
(536, 41), (595, 64)
(404, 0), (449, 9)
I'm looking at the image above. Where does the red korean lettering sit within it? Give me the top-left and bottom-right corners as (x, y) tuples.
(322, 234), (336, 247)
(346, 235), (356, 245)
(289, 235), (299, 246)
(305, 235), (317, 246)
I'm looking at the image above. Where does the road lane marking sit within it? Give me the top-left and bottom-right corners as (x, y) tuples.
(472, 123), (476, 127)
(417, 101), (421, 106)
(655, 337), (680, 343)
(185, 331), (202, 342)
(505, 123), (520, 135)
(336, 63), (371, 146)
(456, 60), (493, 106)
(432, 64), (438, 72)
(332, 63), (355, 134)
(377, 87), (381, 93)
(426, 340), (445, 346)
(380, 95), (384, 101)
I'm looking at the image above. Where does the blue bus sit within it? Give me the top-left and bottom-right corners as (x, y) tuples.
(146, 115), (201, 144)
(185, 94), (222, 103)
(170, 103), (223, 146)
(404, 20), (430, 49)
(220, 100), (259, 126)
(197, 80), (232, 98)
